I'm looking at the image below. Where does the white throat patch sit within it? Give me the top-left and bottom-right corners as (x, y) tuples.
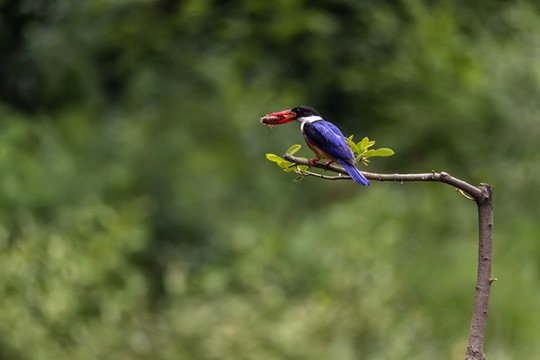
(297, 115), (323, 123)
(298, 116), (323, 133)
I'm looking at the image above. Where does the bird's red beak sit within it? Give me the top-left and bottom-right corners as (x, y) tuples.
(260, 109), (297, 126)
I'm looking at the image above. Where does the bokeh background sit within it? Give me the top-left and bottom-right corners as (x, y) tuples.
(1, 1), (539, 359)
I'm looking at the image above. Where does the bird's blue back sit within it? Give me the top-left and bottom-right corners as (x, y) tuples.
(303, 120), (355, 164)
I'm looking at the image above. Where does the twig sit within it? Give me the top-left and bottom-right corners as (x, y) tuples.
(283, 153), (493, 360)
(283, 154), (483, 199)
(296, 170), (350, 181)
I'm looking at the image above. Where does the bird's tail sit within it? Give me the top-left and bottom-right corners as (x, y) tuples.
(337, 160), (371, 186)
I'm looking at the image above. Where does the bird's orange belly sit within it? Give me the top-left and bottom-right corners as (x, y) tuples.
(304, 135), (334, 161)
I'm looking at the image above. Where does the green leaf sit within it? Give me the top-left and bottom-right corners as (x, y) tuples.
(286, 144), (301, 155)
(346, 135), (358, 153)
(266, 153), (283, 163)
(362, 149), (376, 157)
(358, 137), (370, 152)
(371, 148), (395, 157)
(363, 148), (394, 158)
(277, 160), (292, 168)
(282, 160), (297, 171)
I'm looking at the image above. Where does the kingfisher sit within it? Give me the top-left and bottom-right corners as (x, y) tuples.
(261, 106), (370, 185)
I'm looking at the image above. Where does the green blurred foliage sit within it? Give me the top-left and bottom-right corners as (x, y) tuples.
(0, 0), (539, 359)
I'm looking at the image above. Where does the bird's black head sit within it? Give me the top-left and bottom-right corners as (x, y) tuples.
(291, 106), (321, 118)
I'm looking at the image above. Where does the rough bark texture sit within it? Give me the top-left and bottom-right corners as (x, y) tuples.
(282, 154), (494, 359)
(465, 185), (493, 360)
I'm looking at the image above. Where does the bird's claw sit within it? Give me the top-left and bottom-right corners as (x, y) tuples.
(322, 161), (334, 169)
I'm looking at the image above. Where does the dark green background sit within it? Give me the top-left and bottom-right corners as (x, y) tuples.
(0, 1), (538, 359)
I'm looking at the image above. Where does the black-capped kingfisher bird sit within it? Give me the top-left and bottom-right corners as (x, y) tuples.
(261, 106), (370, 185)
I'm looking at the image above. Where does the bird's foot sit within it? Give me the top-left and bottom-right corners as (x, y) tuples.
(322, 160), (334, 169)
(309, 158), (319, 165)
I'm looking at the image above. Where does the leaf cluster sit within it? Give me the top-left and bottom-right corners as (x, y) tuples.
(266, 145), (310, 181)
(266, 137), (394, 180)
(346, 136), (395, 166)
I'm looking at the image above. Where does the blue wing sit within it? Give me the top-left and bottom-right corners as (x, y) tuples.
(303, 120), (355, 163)
(303, 120), (370, 185)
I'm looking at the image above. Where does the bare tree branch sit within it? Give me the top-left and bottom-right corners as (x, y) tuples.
(283, 154), (484, 199)
(283, 153), (493, 360)
(466, 184), (493, 360)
